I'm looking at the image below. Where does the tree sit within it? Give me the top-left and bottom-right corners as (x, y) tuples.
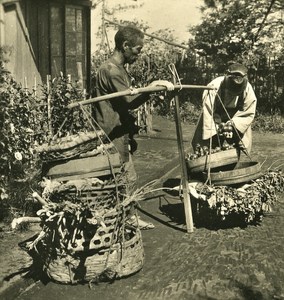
(192, 0), (284, 70)
(190, 0), (284, 113)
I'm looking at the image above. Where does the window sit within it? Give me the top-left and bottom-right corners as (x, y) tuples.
(50, 4), (88, 88)
(17, 0), (90, 90)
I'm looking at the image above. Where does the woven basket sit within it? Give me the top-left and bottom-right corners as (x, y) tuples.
(66, 203), (134, 252)
(61, 184), (126, 210)
(85, 228), (144, 280)
(41, 140), (100, 161)
(114, 228), (145, 277)
(44, 228), (144, 284)
(44, 252), (82, 284)
(186, 148), (238, 174)
(45, 153), (122, 181)
(37, 131), (105, 162)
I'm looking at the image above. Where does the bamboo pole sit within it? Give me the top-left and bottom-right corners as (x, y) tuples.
(24, 76), (28, 95)
(104, 19), (188, 50)
(172, 78), (194, 233)
(67, 84), (215, 109)
(100, 0), (105, 46)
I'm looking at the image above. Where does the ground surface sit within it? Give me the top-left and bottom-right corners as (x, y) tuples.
(0, 116), (284, 300)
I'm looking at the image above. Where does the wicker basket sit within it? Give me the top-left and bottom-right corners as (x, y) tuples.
(186, 148), (238, 174)
(60, 184), (126, 210)
(43, 228), (144, 284)
(44, 152), (122, 181)
(44, 252), (82, 284)
(84, 228), (144, 280)
(36, 131), (105, 162)
(66, 203), (134, 252)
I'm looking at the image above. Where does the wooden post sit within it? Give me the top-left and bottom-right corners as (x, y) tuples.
(47, 75), (53, 138)
(172, 78), (194, 233)
(34, 74), (37, 97)
(24, 76), (28, 95)
(77, 62), (83, 89)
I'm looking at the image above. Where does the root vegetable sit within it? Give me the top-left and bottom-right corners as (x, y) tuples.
(11, 216), (41, 229)
(32, 192), (49, 206)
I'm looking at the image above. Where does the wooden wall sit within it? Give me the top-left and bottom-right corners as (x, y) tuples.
(2, 2), (42, 89)
(1, 0), (91, 91)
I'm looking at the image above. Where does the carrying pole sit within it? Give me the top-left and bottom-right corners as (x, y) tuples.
(172, 80), (194, 233)
(67, 85), (215, 109)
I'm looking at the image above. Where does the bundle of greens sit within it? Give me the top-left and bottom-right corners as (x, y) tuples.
(195, 170), (284, 224)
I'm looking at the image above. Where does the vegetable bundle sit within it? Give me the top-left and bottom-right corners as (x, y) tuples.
(194, 169), (284, 224)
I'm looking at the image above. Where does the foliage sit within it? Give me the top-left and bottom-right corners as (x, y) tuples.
(190, 0), (284, 113)
(0, 70), (42, 220)
(45, 75), (92, 138)
(252, 111), (284, 133)
(0, 57), (90, 221)
(195, 169), (284, 227)
(194, 0), (284, 68)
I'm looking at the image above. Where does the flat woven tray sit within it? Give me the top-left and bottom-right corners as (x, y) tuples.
(36, 131), (105, 161)
(186, 148), (238, 174)
(203, 161), (262, 185)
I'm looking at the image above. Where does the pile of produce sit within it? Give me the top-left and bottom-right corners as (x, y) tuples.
(191, 169), (284, 225)
(216, 121), (234, 139)
(186, 142), (235, 161)
(20, 176), (144, 283)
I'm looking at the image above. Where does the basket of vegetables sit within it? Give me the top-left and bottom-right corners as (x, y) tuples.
(36, 191), (135, 252)
(31, 225), (144, 284)
(186, 143), (238, 174)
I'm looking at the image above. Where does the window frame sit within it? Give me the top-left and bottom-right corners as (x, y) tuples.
(49, 1), (91, 90)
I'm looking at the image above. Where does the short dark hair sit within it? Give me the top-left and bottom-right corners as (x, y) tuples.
(114, 25), (144, 50)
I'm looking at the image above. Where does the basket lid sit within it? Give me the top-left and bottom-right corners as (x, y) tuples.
(36, 130), (104, 154)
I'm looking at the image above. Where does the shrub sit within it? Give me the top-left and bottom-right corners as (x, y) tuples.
(0, 72), (42, 220)
(0, 65), (90, 221)
(252, 111), (284, 133)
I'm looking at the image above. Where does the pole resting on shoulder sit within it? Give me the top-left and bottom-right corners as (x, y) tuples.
(67, 84), (216, 109)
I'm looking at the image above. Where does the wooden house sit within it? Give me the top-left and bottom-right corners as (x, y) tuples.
(0, 0), (91, 91)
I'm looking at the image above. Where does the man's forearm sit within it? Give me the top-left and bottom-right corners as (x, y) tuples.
(127, 92), (150, 109)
